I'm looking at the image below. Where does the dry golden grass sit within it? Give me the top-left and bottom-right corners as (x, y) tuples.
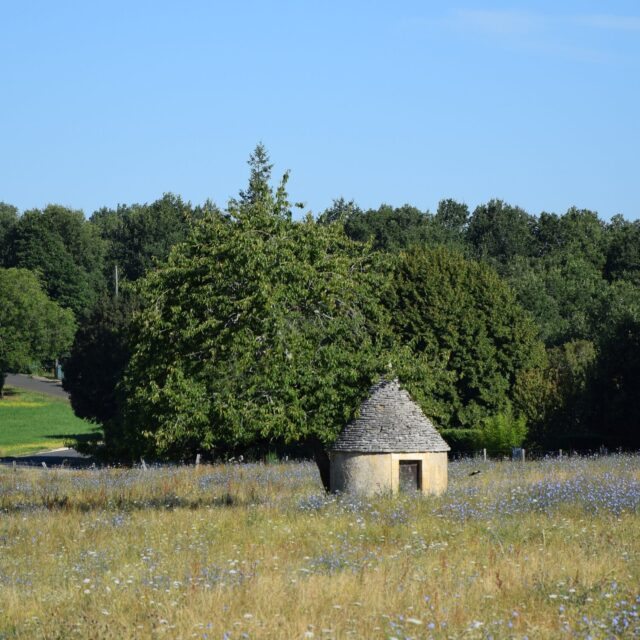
(0, 456), (638, 639)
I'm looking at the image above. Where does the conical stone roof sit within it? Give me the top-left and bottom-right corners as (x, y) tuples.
(331, 379), (450, 453)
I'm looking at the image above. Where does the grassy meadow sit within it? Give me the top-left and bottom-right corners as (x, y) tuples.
(0, 386), (96, 457)
(0, 455), (638, 639)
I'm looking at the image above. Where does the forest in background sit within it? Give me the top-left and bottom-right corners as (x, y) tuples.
(1, 146), (639, 464)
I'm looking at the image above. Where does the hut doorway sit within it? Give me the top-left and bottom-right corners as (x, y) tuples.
(399, 460), (422, 492)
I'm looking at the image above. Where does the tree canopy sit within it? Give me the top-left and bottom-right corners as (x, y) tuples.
(387, 247), (546, 431)
(114, 153), (394, 486)
(92, 193), (208, 285)
(0, 203), (19, 265)
(7, 145), (639, 457)
(3, 205), (106, 318)
(63, 292), (138, 428)
(343, 203), (433, 251)
(466, 199), (535, 268)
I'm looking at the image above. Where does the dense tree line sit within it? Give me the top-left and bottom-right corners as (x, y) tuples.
(327, 195), (640, 451)
(1, 145), (638, 466)
(0, 194), (199, 397)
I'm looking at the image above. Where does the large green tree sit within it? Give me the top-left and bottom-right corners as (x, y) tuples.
(92, 193), (206, 285)
(116, 150), (394, 487)
(585, 316), (640, 449)
(317, 197), (363, 226)
(430, 198), (470, 249)
(0, 268), (76, 396)
(5, 205), (106, 318)
(466, 199), (536, 269)
(343, 203), (433, 251)
(63, 292), (138, 433)
(535, 208), (607, 269)
(505, 253), (610, 346)
(523, 339), (598, 449)
(387, 247), (546, 431)
(0, 202), (19, 265)
(605, 215), (640, 285)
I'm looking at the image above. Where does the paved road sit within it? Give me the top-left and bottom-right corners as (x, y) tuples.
(0, 447), (95, 468)
(4, 373), (69, 400)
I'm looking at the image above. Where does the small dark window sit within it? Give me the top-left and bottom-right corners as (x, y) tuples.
(399, 460), (422, 492)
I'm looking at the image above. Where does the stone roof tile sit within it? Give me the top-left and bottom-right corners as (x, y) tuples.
(331, 379), (450, 453)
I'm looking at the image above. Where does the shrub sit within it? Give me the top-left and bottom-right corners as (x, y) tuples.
(473, 408), (527, 455)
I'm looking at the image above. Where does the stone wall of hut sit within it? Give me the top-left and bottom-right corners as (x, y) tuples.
(330, 451), (448, 496)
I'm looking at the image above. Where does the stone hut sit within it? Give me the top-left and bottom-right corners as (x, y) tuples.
(330, 379), (450, 496)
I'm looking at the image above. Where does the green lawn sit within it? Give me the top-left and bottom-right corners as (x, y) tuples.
(0, 386), (97, 456)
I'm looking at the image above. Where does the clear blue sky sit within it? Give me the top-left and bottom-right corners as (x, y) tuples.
(2, 1), (639, 220)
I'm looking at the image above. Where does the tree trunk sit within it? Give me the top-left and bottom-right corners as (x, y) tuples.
(310, 439), (331, 492)
(0, 371), (5, 399)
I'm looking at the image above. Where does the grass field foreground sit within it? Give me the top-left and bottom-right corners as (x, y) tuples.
(0, 386), (96, 456)
(0, 455), (638, 638)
